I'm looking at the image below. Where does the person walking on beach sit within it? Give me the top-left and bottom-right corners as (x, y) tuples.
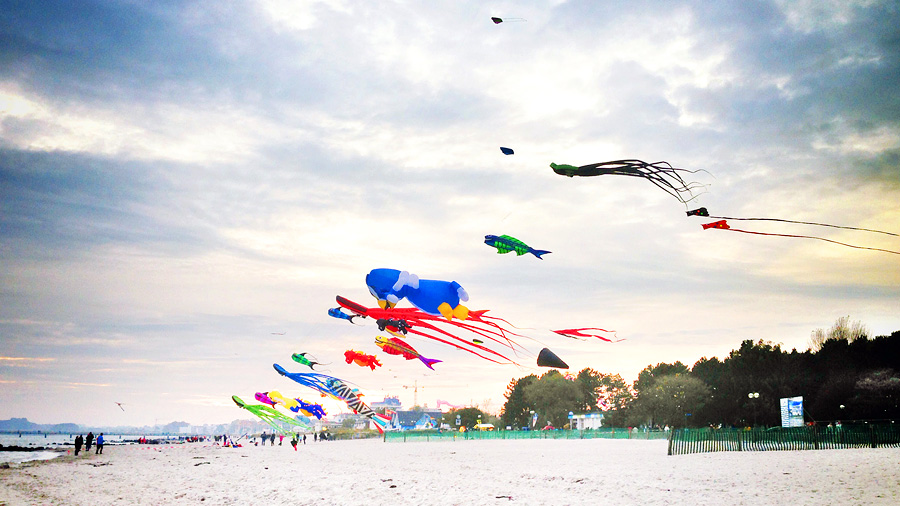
(95, 433), (105, 454)
(302, 434), (307, 445)
(85, 432), (94, 452)
(279, 434), (284, 446)
(74, 434), (83, 456)
(290, 433), (299, 451)
(270, 433), (276, 446)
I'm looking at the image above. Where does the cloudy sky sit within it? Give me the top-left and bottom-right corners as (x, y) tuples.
(2, 0), (899, 427)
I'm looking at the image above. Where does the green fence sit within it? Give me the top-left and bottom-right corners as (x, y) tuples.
(667, 425), (900, 456)
(384, 428), (670, 443)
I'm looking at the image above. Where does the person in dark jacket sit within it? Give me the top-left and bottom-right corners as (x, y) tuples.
(74, 435), (84, 456)
(85, 432), (94, 452)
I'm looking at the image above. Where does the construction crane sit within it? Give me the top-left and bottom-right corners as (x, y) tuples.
(402, 380), (424, 407)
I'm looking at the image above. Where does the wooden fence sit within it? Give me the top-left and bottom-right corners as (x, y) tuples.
(667, 425), (900, 456)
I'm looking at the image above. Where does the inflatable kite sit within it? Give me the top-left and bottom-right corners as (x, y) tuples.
(550, 160), (708, 204)
(231, 395), (310, 435)
(344, 350), (382, 370)
(366, 268), (470, 320)
(328, 307), (361, 323)
(689, 207), (900, 255)
(254, 392), (277, 406)
(336, 295), (532, 365)
(291, 352), (326, 370)
(273, 364), (389, 432)
(375, 335), (442, 370)
(295, 399), (327, 419)
(536, 348), (569, 369)
(484, 234), (551, 259)
(553, 328), (622, 342)
(491, 16), (526, 24)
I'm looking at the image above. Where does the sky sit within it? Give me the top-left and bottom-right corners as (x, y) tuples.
(1, 0), (899, 427)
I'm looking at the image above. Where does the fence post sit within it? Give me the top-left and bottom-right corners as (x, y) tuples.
(869, 425), (877, 449)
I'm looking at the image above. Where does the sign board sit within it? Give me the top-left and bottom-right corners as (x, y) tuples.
(780, 396), (804, 427)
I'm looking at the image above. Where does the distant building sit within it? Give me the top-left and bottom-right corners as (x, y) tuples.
(389, 409), (444, 431)
(569, 413), (604, 430)
(370, 395), (402, 410)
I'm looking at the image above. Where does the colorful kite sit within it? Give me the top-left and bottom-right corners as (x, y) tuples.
(375, 335), (442, 370)
(254, 392), (277, 406)
(550, 160), (708, 204)
(484, 234), (551, 259)
(291, 352), (325, 370)
(328, 307), (362, 323)
(552, 328), (622, 343)
(344, 349), (383, 370)
(273, 364), (389, 432)
(688, 207), (900, 255)
(295, 399), (327, 419)
(366, 268), (470, 320)
(231, 395), (310, 435)
(697, 217), (900, 255)
(336, 295), (532, 365)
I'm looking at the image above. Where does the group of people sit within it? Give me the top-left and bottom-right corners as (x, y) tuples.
(73, 431), (105, 456)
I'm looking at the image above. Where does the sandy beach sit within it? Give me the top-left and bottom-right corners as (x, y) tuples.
(1, 438), (898, 505)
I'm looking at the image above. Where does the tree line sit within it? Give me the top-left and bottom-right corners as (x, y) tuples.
(499, 321), (900, 429)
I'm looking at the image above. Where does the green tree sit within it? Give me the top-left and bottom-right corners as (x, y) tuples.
(630, 374), (710, 427)
(596, 373), (633, 426)
(575, 368), (603, 411)
(500, 374), (537, 428)
(446, 407), (488, 430)
(523, 371), (581, 427)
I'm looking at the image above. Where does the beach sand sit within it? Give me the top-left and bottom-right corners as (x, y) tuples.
(1, 438), (898, 505)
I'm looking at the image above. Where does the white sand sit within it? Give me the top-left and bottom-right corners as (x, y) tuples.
(1, 438), (898, 505)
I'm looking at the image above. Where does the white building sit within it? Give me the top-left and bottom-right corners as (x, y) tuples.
(569, 413), (604, 430)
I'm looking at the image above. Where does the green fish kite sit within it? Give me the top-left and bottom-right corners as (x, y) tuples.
(484, 234), (551, 259)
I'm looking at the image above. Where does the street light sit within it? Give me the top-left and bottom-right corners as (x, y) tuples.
(748, 392), (760, 427)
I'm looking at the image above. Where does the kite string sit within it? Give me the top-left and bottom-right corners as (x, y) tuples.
(709, 216), (898, 237)
(724, 227), (900, 255)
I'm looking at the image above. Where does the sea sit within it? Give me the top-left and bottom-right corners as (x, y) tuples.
(0, 433), (183, 464)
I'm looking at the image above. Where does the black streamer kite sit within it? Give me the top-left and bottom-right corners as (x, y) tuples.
(550, 160), (709, 204)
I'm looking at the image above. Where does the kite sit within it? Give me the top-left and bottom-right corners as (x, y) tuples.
(267, 390), (301, 411)
(328, 307), (362, 323)
(344, 349), (383, 370)
(375, 335), (442, 370)
(688, 207), (900, 255)
(273, 364), (389, 432)
(500, 147), (514, 155)
(552, 328), (622, 343)
(436, 399), (462, 410)
(337, 295), (533, 365)
(550, 160), (709, 204)
(698, 218), (900, 255)
(484, 234), (551, 259)
(366, 268), (470, 320)
(114, 402), (125, 411)
(256, 392), (326, 419)
(231, 395), (309, 435)
(491, 17), (526, 24)
(291, 352), (326, 370)
(536, 348), (569, 369)
(254, 392), (277, 406)
(295, 399), (327, 419)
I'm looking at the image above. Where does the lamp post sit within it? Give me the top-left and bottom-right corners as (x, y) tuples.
(748, 392), (760, 427)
